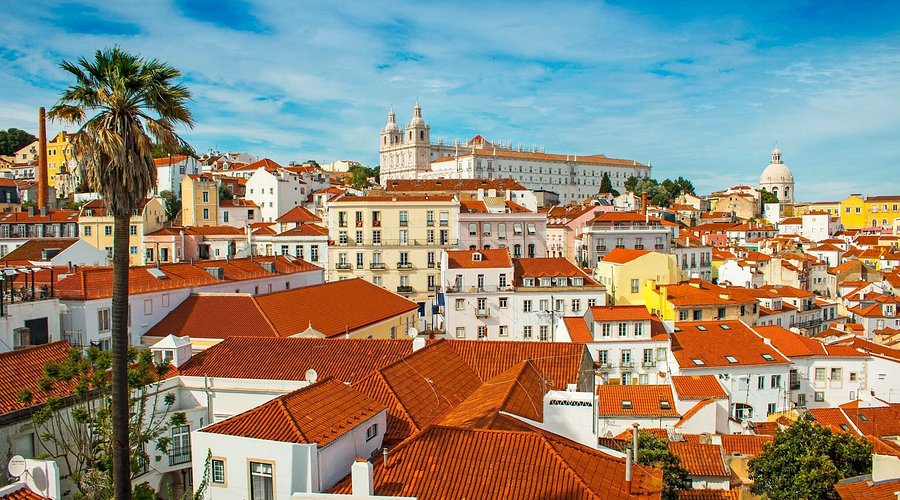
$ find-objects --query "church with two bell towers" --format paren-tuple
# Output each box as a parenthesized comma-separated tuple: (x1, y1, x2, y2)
(379, 102, 448, 180)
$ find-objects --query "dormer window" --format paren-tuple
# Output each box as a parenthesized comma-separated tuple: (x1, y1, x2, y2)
(571, 277, 583, 286)
(554, 277, 567, 287)
(523, 278, 534, 287)
(720, 324, 731, 330)
(659, 400, 671, 411)
(540, 278, 551, 287)
(472, 252, 482, 262)
(621, 400, 633, 410)
(696, 325, 707, 331)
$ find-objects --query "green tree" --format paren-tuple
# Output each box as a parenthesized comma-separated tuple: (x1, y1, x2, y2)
(627, 432, 691, 500)
(218, 183, 233, 201)
(159, 190, 180, 222)
(0, 127, 37, 156)
(20, 346, 185, 499)
(760, 188, 779, 205)
(624, 175, 640, 194)
(598, 172, 620, 197)
(673, 176, 695, 196)
(151, 142, 195, 159)
(49, 46, 193, 500)
(749, 414, 872, 500)
(348, 165, 372, 190)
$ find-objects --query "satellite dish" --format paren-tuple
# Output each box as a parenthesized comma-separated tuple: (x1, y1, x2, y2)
(7, 455, 26, 478)
(305, 369, 318, 384)
(408, 327, 419, 339)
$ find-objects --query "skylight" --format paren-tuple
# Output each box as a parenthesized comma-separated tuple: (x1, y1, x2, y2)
(621, 400, 633, 410)
(720, 324, 731, 330)
(696, 325, 707, 331)
(659, 400, 671, 410)
(858, 414, 869, 422)
(725, 356, 738, 363)
(761, 354, 775, 361)
(692, 358, 705, 366)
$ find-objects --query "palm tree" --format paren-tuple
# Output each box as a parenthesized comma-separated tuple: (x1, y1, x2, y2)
(50, 47, 193, 499)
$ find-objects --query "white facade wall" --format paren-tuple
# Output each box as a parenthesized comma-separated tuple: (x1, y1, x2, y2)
(441, 262, 515, 340)
(717, 260, 763, 289)
(789, 357, 868, 409)
(673, 399, 730, 435)
(0, 299, 65, 353)
(671, 365, 791, 422)
(588, 339, 669, 386)
(255, 236, 329, 273)
(597, 415, 681, 439)
(539, 390, 597, 449)
(156, 157, 201, 197)
(866, 356, 900, 403)
(46, 239, 108, 266)
(218, 205, 260, 228)
(246, 169, 308, 222)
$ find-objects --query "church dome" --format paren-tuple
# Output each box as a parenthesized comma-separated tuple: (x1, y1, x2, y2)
(407, 101, 426, 127)
(382, 107, 399, 133)
(760, 147, 793, 183)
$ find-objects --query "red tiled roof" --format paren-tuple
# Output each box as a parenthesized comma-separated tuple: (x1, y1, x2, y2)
(719, 435, 773, 457)
(677, 489, 739, 499)
(0, 487, 51, 499)
(0, 209, 79, 223)
(200, 378, 385, 446)
(835, 477, 900, 499)
(229, 158, 283, 172)
(446, 248, 513, 269)
(602, 248, 653, 264)
(671, 321, 790, 368)
(218, 199, 257, 207)
(590, 305, 652, 322)
(332, 195, 454, 203)
(153, 154, 191, 166)
(754, 325, 866, 358)
(564, 317, 593, 343)
(671, 375, 727, 400)
(589, 211, 678, 226)
(0, 342, 75, 414)
(275, 205, 321, 223)
(384, 178, 526, 192)
(597, 385, 679, 418)
(329, 424, 662, 499)
(445, 340, 588, 391)
(660, 281, 757, 307)
(668, 442, 728, 477)
(276, 224, 328, 237)
(440, 361, 548, 429)
(178, 337, 420, 382)
(145, 294, 277, 339)
(514, 257, 600, 286)
(0, 238, 78, 262)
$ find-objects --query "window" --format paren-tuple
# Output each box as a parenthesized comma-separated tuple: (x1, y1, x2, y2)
(498, 223, 507, 239)
(499, 274, 508, 288)
(513, 223, 523, 235)
(499, 325, 508, 337)
(618, 323, 627, 337)
(767, 403, 777, 415)
(631, 279, 639, 294)
(571, 299, 581, 312)
(814, 392, 825, 402)
(211, 458, 226, 484)
(761, 353, 775, 361)
(468, 223, 477, 237)
(426, 211, 434, 226)
(758, 376, 765, 390)
(84, 226, 91, 236)
(399, 211, 408, 227)
(456, 327, 466, 338)
(202, 191, 209, 203)
(830, 368, 842, 380)
(130, 225, 137, 235)
(498, 297, 508, 309)
(366, 423, 378, 441)
(598, 349, 609, 365)
(849, 372, 858, 382)
(523, 300, 533, 312)
(601, 323, 610, 337)
(130, 246, 138, 255)
(523, 326, 533, 339)
(539, 325, 549, 341)
(170, 425, 191, 465)
(372, 230, 381, 244)
(771, 374, 781, 389)
(634, 322, 643, 336)
(478, 326, 488, 339)
(693, 310, 702, 321)
(679, 310, 688, 321)
(104, 225, 112, 236)
(643, 349, 653, 364)
(250, 462, 274, 500)
(439, 211, 449, 226)
(98, 308, 111, 331)
(814, 367, 826, 381)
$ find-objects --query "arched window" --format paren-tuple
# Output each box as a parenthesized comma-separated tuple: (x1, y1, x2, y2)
(873, 219, 878, 227)
(383, 137, 386, 145)
(514, 244, 522, 258)
(883, 219, 888, 227)
(784, 187, 790, 198)
(772, 187, 778, 197)
(419, 130, 424, 140)
(527, 243, 535, 258)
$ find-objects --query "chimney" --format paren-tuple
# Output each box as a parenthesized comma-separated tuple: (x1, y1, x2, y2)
(351, 458, 374, 496)
(412, 336, 426, 352)
(625, 448, 633, 494)
(38, 107, 49, 209)
(382, 447, 390, 469)
(641, 192, 648, 217)
(632, 423, 639, 463)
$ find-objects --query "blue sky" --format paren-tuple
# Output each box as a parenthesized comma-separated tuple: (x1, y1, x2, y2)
(2, 1, 900, 200)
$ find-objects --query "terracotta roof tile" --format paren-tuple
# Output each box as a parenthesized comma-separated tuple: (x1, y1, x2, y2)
(564, 317, 593, 343)
(754, 325, 867, 358)
(835, 476, 900, 499)
(719, 435, 773, 457)
(145, 294, 276, 339)
(602, 248, 652, 264)
(660, 281, 757, 307)
(440, 361, 548, 429)
(384, 178, 526, 192)
(671, 321, 790, 368)
(200, 378, 385, 446)
(276, 224, 329, 237)
(0, 487, 51, 499)
(330, 424, 662, 499)
(590, 305, 653, 322)
(671, 375, 727, 400)
(332, 195, 454, 203)
(597, 385, 679, 418)
(0, 342, 75, 414)
(0, 238, 78, 262)
(153, 154, 191, 166)
(677, 490, 739, 499)
(0, 209, 79, 223)
(667, 442, 728, 477)
(445, 340, 588, 391)
(446, 248, 513, 269)
(514, 257, 600, 286)
(275, 205, 321, 223)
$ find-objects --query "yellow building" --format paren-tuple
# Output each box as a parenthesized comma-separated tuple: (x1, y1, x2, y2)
(839, 194, 900, 230)
(327, 195, 460, 310)
(45, 131, 72, 187)
(181, 174, 218, 227)
(79, 197, 165, 265)
(642, 278, 759, 323)
(595, 248, 679, 305)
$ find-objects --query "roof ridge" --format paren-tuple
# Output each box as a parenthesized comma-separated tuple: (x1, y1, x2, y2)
(251, 295, 284, 336)
(277, 395, 310, 443)
(371, 369, 423, 433)
(536, 433, 605, 500)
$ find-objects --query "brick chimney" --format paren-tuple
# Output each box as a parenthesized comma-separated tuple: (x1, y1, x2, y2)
(641, 192, 647, 216)
(37, 107, 49, 209)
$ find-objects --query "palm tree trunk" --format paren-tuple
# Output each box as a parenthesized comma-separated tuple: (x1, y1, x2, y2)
(111, 213, 132, 499)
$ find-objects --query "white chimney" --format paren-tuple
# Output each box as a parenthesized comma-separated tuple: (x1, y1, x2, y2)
(352, 458, 374, 496)
(625, 448, 633, 494)
(412, 337, 426, 352)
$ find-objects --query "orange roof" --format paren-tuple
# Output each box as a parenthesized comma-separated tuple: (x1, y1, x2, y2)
(835, 477, 900, 500)
(597, 385, 678, 417)
(667, 442, 728, 477)
(329, 424, 662, 499)
(0, 238, 78, 262)
(590, 305, 652, 322)
(0, 209, 79, 224)
(660, 280, 757, 307)
(514, 257, 600, 286)
(148, 279, 416, 339)
(218, 199, 257, 207)
(445, 340, 588, 391)
(440, 361, 546, 429)
(0, 342, 75, 414)
(276, 224, 329, 237)
(55, 256, 319, 300)
(671, 321, 790, 368)
(200, 378, 385, 446)
(384, 178, 526, 192)
(563, 317, 593, 343)
(671, 375, 727, 400)
(589, 211, 678, 226)
(446, 248, 513, 269)
(459, 199, 488, 213)
(229, 157, 283, 172)
(332, 195, 454, 203)
(275, 205, 321, 223)
(754, 326, 866, 358)
(602, 248, 652, 264)
(0, 488, 51, 500)
(677, 490, 739, 499)
(153, 154, 191, 166)
(719, 435, 773, 457)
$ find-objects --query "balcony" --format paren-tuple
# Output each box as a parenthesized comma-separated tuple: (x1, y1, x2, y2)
(475, 308, 490, 317)
(335, 263, 352, 271)
(596, 245, 607, 252)
(427, 262, 437, 269)
(169, 449, 191, 467)
(373, 220, 382, 227)
(427, 220, 434, 226)
(397, 262, 413, 270)
(396, 285, 413, 293)
(655, 244, 665, 250)
(642, 361, 656, 368)
(634, 245, 644, 250)
(620, 361, 634, 369)
(370, 263, 387, 270)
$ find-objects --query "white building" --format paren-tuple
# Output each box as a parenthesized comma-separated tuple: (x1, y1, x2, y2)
(154, 155, 201, 197)
(440, 249, 606, 341)
(759, 147, 795, 204)
(246, 168, 307, 222)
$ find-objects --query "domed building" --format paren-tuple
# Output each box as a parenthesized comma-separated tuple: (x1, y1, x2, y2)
(759, 147, 794, 203)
